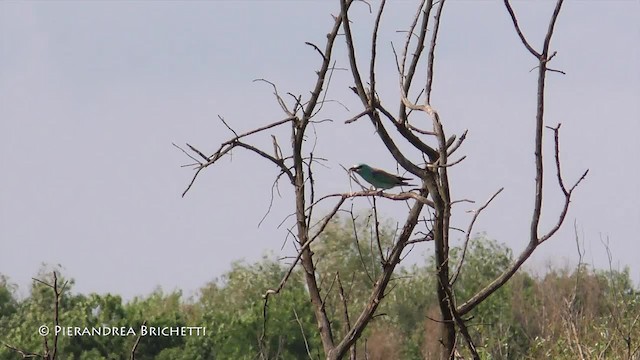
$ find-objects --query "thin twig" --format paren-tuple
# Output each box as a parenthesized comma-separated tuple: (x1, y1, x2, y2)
(218, 115, 239, 138)
(450, 187, 504, 285)
(372, 197, 386, 264)
(369, 0, 387, 108)
(253, 79, 293, 116)
(349, 207, 375, 284)
(344, 108, 373, 124)
(425, 0, 446, 104)
(293, 309, 314, 360)
(446, 129, 468, 156)
(504, 0, 541, 58)
(130, 320, 147, 360)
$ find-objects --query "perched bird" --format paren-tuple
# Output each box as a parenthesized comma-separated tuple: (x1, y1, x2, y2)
(349, 163, 415, 190)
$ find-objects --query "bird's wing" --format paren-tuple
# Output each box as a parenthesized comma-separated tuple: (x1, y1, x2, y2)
(370, 167, 410, 183)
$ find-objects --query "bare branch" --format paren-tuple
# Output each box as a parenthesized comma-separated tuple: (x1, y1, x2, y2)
(442, 282, 480, 359)
(542, 1, 564, 56)
(450, 198, 474, 206)
(253, 79, 293, 116)
(179, 116, 295, 197)
(425, 0, 446, 104)
(375, 102, 440, 160)
(218, 115, 239, 138)
(400, 0, 432, 122)
(302, 3, 349, 121)
(503, 0, 541, 58)
(450, 187, 504, 285)
(349, 207, 375, 284)
(547, 123, 568, 193)
(181, 167, 205, 198)
(4, 344, 42, 359)
(369, 0, 386, 107)
(293, 309, 314, 360)
(311, 60, 342, 118)
(406, 229, 434, 245)
(340, 0, 367, 101)
(224, 116, 297, 145)
(263, 229, 323, 308)
(172, 143, 201, 165)
(234, 141, 293, 177)
(312, 189, 434, 210)
(320, 273, 339, 312)
(427, 155, 466, 169)
(306, 152, 317, 230)
(457, 0, 581, 317)
(336, 273, 357, 360)
(288, 93, 304, 115)
(408, 123, 436, 135)
(371, 197, 386, 264)
(538, 124, 589, 243)
(130, 320, 147, 360)
(330, 199, 426, 359)
(447, 129, 468, 156)
(52, 272, 61, 360)
(186, 143, 208, 161)
(343, 1, 438, 170)
(258, 172, 287, 228)
(272, 135, 283, 160)
(547, 67, 566, 75)
(304, 41, 327, 62)
(344, 108, 373, 124)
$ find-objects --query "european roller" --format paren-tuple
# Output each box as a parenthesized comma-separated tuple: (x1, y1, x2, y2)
(349, 164, 415, 190)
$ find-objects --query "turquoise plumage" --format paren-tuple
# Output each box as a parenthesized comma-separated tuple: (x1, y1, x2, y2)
(349, 163, 415, 190)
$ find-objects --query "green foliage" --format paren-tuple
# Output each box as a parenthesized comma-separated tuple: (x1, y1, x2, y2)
(447, 236, 532, 359)
(313, 215, 394, 330)
(383, 264, 436, 359)
(194, 257, 320, 359)
(0, 275, 18, 331)
(1, 227, 639, 359)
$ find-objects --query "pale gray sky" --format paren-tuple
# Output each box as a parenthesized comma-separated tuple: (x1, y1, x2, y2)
(1, 1, 638, 300)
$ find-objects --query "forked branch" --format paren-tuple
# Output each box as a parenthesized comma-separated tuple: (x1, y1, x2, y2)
(457, 0, 587, 316)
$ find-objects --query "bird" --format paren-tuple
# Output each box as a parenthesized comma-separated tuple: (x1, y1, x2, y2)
(349, 163, 415, 190)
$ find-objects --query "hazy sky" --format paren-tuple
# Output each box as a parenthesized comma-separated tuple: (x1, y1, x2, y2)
(1, 1, 638, 300)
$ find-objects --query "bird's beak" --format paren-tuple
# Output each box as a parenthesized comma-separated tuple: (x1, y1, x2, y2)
(348, 166, 357, 172)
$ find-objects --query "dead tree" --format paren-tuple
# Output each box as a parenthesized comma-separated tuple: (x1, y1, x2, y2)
(179, 0, 587, 359)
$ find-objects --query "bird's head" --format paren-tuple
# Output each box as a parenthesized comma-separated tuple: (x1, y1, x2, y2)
(349, 163, 368, 173)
